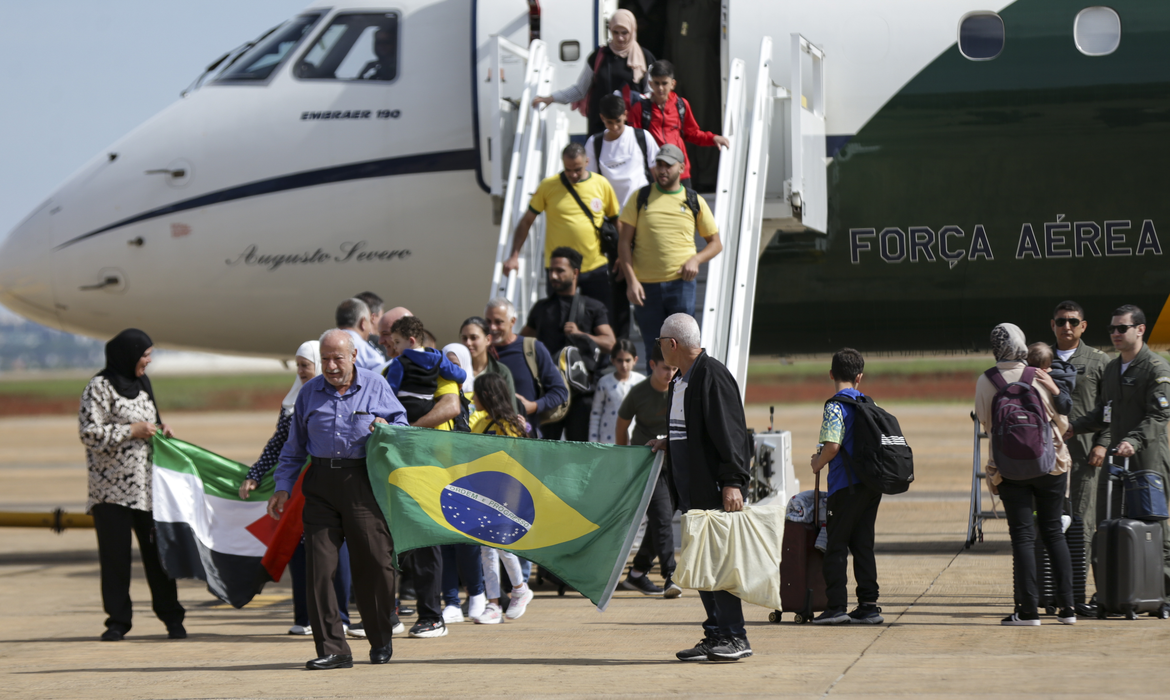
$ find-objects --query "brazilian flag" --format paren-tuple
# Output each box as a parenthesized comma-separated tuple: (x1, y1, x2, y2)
(366, 424, 661, 611)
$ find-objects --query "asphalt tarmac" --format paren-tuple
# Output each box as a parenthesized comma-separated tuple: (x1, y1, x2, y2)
(2, 405, 1169, 699)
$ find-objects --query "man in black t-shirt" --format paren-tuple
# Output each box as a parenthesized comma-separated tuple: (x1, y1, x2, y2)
(521, 247, 616, 440)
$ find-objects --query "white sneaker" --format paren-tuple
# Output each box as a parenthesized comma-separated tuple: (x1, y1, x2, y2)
(345, 623, 365, 638)
(505, 586, 534, 620)
(442, 604, 465, 624)
(467, 592, 487, 620)
(392, 621, 405, 635)
(472, 602, 503, 624)
(288, 624, 311, 635)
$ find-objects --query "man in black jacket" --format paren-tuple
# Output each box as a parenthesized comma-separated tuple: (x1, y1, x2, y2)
(649, 313, 753, 662)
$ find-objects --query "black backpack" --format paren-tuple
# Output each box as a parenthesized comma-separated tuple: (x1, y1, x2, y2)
(593, 127, 652, 183)
(829, 394, 914, 495)
(632, 184, 701, 252)
(641, 94, 687, 137)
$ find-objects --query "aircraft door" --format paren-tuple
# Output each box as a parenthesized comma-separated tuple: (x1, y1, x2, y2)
(475, 1, 603, 196)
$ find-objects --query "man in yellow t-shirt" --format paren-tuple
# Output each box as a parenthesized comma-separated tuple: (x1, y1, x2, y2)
(616, 144, 722, 361)
(503, 142, 620, 312)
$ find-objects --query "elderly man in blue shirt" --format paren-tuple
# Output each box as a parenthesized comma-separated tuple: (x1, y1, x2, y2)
(269, 328, 408, 670)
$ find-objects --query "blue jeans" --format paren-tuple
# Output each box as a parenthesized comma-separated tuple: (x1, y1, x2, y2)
(441, 544, 485, 606)
(634, 279, 697, 362)
(291, 539, 351, 627)
(699, 590, 746, 639)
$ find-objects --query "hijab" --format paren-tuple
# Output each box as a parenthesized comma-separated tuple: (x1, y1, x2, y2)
(282, 340, 321, 413)
(990, 323, 1028, 362)
(607, 9, 647, 84)
(442, 342, 475, 393)
(98, 328, 159, 419)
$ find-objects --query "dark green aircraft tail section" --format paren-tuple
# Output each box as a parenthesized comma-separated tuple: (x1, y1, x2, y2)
(753, 0, 1170, 355)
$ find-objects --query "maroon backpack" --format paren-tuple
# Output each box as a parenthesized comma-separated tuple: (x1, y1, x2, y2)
(985, 367, 1057, 480)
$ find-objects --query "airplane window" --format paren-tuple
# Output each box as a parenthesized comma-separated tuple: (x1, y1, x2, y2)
(958, 12, 1005, 61)
(295, 13, 399, 82)
(1075, 7, 1121, 56)
(216, 14, 322, 83)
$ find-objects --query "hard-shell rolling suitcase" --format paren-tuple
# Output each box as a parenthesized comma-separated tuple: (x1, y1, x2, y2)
(773, 473, 828, 624)
(1094, 455, 1167, 619)
(1035, 514, 1086, 614)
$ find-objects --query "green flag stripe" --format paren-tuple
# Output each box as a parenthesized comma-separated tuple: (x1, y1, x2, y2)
(152, 435, 274, 502)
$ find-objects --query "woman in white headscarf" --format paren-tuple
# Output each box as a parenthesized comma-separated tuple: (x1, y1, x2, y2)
(532, 9, 655, 136)
(238, 340, 320, 499)
(974, 323, 1073, 627)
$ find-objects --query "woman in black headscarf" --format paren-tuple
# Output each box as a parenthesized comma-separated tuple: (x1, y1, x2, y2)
(79, 329, 185, 641)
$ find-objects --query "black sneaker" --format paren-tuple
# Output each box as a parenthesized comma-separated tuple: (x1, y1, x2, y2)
(812, 607, 850, 625)
(398, 605, 416, 617)
(620, 573, 664, 596)
(1001, 612, 1040, 626)
(1056, 608, 1076, 625)
(408, 619, 448, 638)
(663, 578, 683, 599)
(675, 636, 718, 662)
(847, 604, 884, 625)
(706, 636, 753, 662)
(166, 624, 187, 639)
(100, 628, 125, 642)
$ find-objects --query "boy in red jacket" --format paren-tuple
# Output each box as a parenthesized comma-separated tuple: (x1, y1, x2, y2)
(626, 60, 728, 188)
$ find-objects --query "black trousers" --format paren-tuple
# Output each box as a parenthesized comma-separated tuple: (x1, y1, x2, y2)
(699, 590, 745, 639)
(401, 545, 443, 623)
(824, 484, 882, 609)
(303, 463, 398, 656)
(91, 503, 184, 633)
(609, 266, 631, 340)
(542, 393, 592, 442)
(632, 472, 676, 578)
(999, 472, 1073, 615)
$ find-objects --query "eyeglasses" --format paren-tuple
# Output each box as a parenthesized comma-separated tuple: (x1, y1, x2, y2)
(655, 337, 675, 347)
(1108, 324, 1138, 334)
(1053, 318, 1082, 328)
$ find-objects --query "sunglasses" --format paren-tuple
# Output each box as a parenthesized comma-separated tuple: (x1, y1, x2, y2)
(1053, 318, 1082, 328)
(1108, 324, 1138, 334)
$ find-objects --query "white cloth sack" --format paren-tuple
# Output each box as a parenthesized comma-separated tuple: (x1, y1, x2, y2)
(674, 505, 785, 610)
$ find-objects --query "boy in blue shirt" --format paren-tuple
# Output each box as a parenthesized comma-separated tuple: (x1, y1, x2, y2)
(809, 348, 884, 625)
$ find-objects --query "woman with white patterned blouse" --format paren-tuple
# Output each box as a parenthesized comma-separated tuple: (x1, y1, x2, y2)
(79, 329, 185, 642)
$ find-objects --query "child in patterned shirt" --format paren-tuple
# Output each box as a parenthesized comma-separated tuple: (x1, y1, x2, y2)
(589, 339, 645, 443)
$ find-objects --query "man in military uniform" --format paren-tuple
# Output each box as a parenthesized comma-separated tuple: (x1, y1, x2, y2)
(1049, 300, 1109, 613)
(1070, 304, 1170, 604)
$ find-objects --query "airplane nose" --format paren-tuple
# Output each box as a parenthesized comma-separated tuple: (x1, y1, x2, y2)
(0, 202, 59, 325)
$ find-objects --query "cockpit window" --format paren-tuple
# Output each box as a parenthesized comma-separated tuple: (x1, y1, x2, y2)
(295, 13, 399, 82)
(216, 13, 322, 83)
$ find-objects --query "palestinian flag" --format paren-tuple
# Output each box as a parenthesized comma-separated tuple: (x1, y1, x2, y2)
(151, 435, 282, 608)
(367, 424, 661, 611)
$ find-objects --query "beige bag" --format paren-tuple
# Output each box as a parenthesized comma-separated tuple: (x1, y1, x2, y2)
(674, 505, 785, 610)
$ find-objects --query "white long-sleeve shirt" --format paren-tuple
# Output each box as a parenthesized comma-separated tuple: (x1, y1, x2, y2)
(589, 371, 645, 443)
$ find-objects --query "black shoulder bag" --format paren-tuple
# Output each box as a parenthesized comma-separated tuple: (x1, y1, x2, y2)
(561, 172, 620, 264)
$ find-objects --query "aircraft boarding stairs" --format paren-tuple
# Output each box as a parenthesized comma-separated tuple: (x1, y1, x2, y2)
(486, 35, 830, 509)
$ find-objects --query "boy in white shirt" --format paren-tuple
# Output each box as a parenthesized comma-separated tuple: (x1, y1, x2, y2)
(585, 94, 660, 207)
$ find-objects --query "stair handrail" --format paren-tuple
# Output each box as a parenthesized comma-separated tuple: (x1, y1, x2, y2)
(700, 57, 749, 366)
(723, 36, 775, 396)
(490, 39, 548, 302)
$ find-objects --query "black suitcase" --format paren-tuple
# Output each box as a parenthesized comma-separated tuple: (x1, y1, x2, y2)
(1035, 514, 1086, 614)
(1094, 455, 1167, 619)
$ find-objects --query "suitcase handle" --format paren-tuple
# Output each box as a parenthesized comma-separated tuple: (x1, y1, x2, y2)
(813, 472, 820, 525)
(1104, 448, 1130, 520)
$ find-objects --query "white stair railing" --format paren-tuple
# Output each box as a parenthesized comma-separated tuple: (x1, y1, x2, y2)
(700, 57, 748, 367)
(490, 40, 556, 328)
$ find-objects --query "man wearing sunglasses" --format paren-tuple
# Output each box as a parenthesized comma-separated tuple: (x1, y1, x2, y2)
(1070, 304, 1170, 608)
(1049, 301, 1109, 614)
